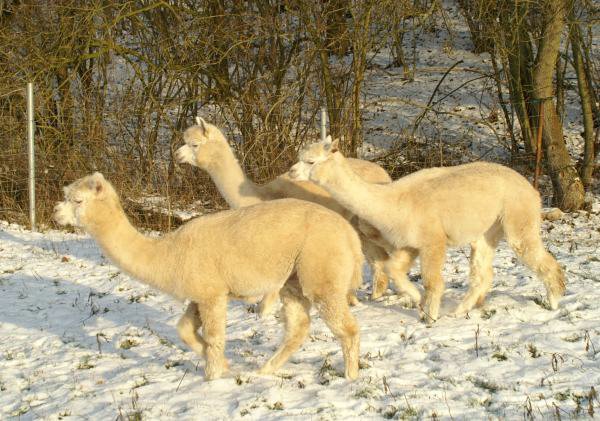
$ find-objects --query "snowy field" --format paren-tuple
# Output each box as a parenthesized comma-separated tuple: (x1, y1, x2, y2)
(1, 201, 599, 420)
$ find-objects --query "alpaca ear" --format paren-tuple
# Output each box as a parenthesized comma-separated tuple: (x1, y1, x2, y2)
(323, 135, 333, 151)
(95, 182, 103, 194)
(88, 173, 105, 195)
(323, 135, 339, 153)
(196, 116, 208, 135)
(330, 138, 339, 153)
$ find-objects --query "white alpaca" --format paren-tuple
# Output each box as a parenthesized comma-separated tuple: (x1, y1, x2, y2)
(54, 173, 363, 380)
(175, 117, 395, 306)
(290, 137, 566, 323)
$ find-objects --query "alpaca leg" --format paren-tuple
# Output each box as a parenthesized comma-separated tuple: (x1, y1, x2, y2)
(177, 302, 207, 356)
(384, 247, 421, 305)
(314, 295, 360, 380)
(197, 295, 228, 380)
(453, 236, 496, 316)
(503, 210, 566, 309)
(419, 245, 446, 324)
(347, 292, 360, 306)
(257, 291, 280, 317)
(258, 280, 311, 375)
(474, 226, 503, 307)
(363, 240, 390, 300)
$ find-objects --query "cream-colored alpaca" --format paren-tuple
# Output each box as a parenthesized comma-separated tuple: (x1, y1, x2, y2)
(53, 173, 363, 380)
(175, 117, 394, 308)
(290, 137, 566, 323)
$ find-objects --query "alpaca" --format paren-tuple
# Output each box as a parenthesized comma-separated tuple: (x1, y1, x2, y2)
(53, 173, 363, 380)
(289, 136, 566, 323)
(175, 117, 395, 306)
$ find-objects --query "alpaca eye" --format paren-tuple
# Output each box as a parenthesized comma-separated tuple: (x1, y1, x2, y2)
(307, 160, 315, 165)
(191, 144, 199, 148)
(74, 199, 83, 204)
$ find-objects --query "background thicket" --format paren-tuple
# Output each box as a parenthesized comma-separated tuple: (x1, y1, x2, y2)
(0, 0, 598, 229)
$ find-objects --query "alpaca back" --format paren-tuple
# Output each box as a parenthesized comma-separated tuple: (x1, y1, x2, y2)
(395, 162, 541, 246)
(344, 158, 391, 184)
(173, 199, 361, 299)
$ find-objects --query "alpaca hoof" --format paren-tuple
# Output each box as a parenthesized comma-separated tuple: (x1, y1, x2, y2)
(419, 307, 437, 325)
(345, 367, 359, 381)
(205, 370, 223, 381)
(347, 294, 360, 307)
(370, 290, 384, 301)
(205, 360, 229, 380)
(451, 304, 469, 318)
(547, 294, 559, 310)
(447, 310, 470, 319)
(257, 302, 275, 318)
(409, 296, 422, 308)
(257, 365, 274, 376)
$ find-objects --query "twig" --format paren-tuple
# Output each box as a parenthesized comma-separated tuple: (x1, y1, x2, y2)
(0, 88, 25, 98)
(410, 59, 464, 137)
(443, 388, 455, 420)
(523, 396, 533, 420)
(176, 368, 188, 392)
(475, 324, 480, 357)
(430, 75, 488, 108)
(382, 375, 396, 397)
(584, 330, 596, 354)
(534, 99, 545, 190)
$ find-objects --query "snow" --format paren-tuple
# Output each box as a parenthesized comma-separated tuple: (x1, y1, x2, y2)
(1, 202, 599, 419)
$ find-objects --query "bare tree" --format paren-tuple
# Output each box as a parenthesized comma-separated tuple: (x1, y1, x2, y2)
(569, 2, 597, 188)
(533, 0, 584, 210)
(458, 0, 587, 210)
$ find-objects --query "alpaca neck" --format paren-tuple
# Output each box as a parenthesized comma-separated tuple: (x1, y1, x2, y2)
(206, 141, 264, 209)
(318, 154, 392, 226)
(87, 201, 177, 296)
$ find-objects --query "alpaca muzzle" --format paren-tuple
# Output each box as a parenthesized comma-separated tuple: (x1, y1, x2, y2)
(289, 161, 310, 181)
(176, 145, 196, 165)
(53, 202, 75, 226)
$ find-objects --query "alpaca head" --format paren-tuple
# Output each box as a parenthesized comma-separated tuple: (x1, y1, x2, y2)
(176, 117, 229, 170)
(289, 135, 339, 182)
(53, 172, 118, 228)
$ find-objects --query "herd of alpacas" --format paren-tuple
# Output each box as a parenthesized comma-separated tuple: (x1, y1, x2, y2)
(53, 117, 566, 381)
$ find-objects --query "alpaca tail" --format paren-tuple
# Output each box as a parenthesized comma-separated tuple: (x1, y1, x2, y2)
(503, 201, 566, 309)
(513, 242, 566, 309)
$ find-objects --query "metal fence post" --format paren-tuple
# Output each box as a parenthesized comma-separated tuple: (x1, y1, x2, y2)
(321, 106, 327, 142)
(27, 82, 36, 232)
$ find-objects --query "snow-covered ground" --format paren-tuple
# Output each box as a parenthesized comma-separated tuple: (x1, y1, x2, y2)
(1, 201, 599, 420)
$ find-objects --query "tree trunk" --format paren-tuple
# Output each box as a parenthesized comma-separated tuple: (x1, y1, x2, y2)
(533, 0, 584, 211)
(570, 19, 596, 188)
(347, 3, 374, 157)
(490, 53, 518, 159)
